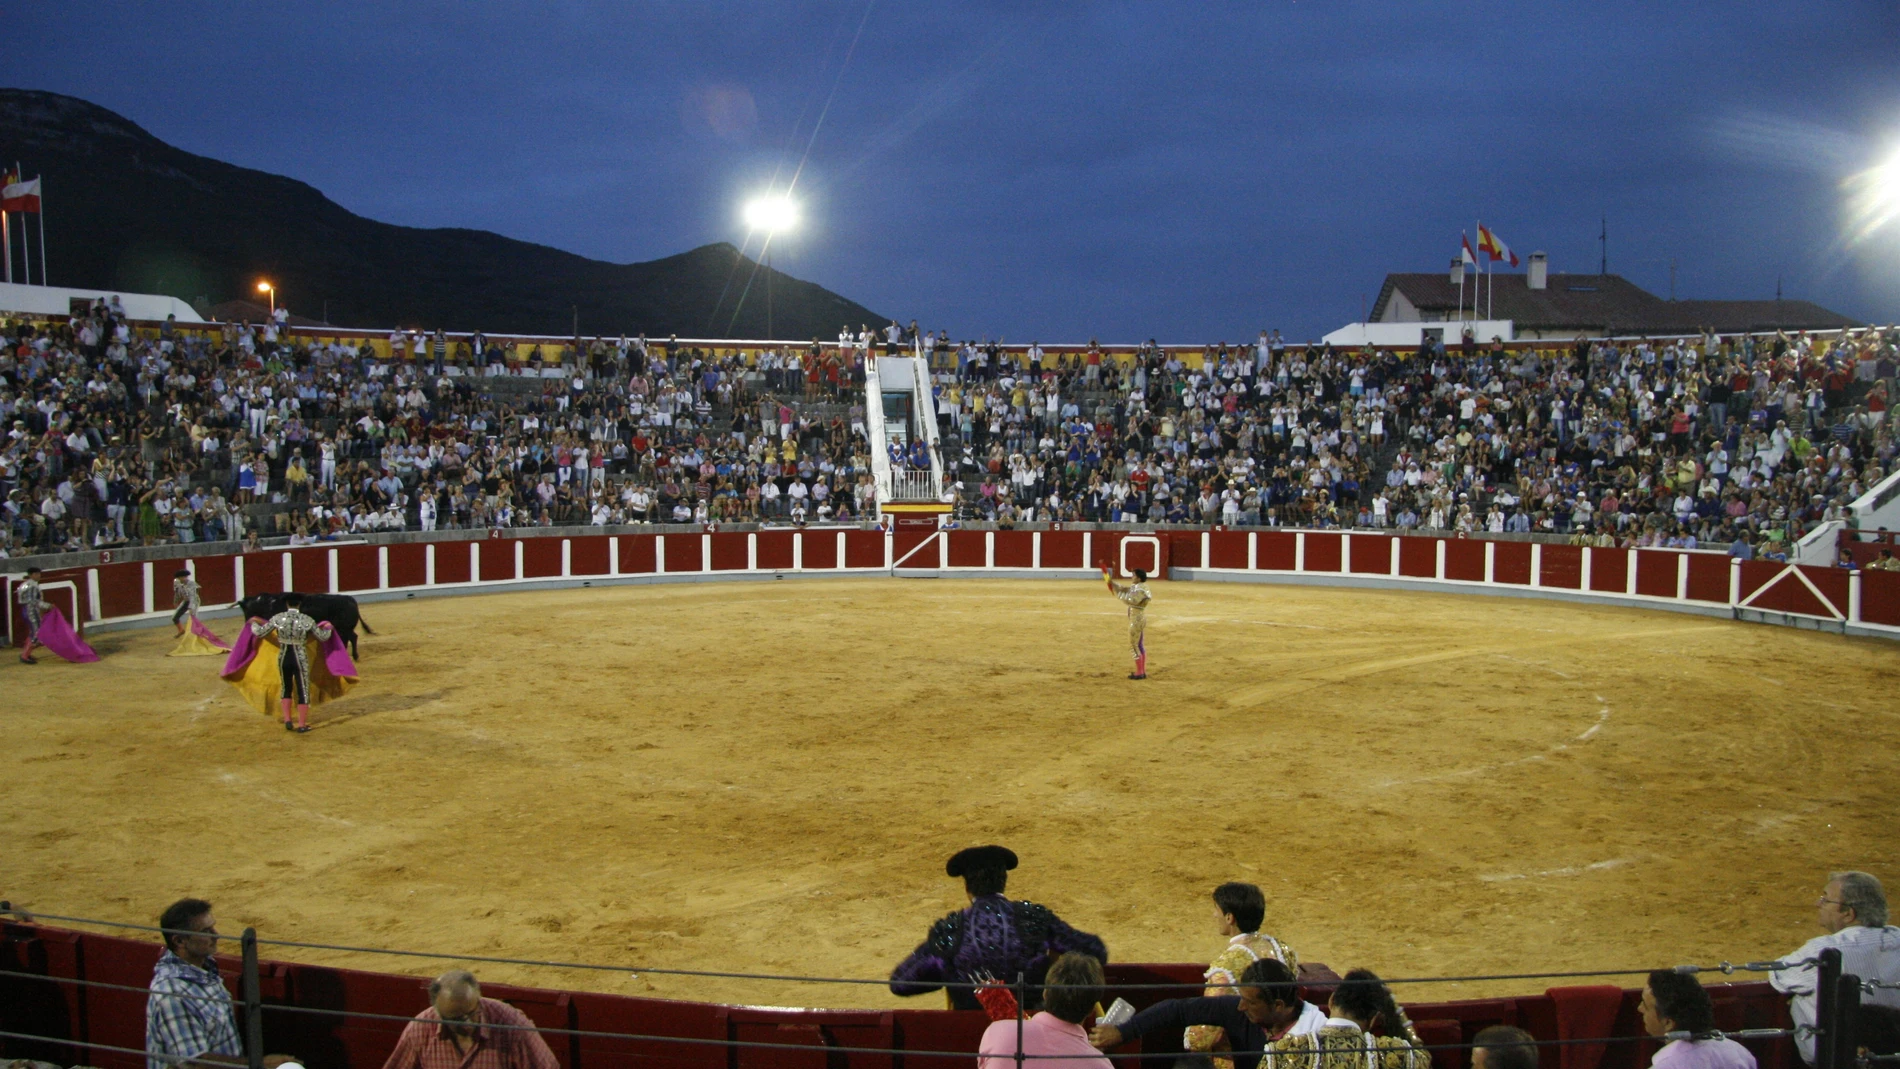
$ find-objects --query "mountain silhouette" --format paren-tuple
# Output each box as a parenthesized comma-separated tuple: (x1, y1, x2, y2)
(0, 88, 885, 339)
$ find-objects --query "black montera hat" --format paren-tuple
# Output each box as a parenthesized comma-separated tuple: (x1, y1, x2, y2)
(946, 845, 1018, 878)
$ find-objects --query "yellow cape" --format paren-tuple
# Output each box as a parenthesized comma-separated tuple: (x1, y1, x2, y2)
(168, 630, 229, 657)
(224, 635, 356, 715)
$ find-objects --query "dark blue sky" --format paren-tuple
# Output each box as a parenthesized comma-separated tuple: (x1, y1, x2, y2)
(14, 1, 1900, 341)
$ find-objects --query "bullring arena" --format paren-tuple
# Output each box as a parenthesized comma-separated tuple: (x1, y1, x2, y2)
(7, 531, 1898, 1020)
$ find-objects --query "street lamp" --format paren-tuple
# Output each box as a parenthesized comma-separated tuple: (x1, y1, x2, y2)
(743, 195, 798, 339)
(256, 280, 275, 316)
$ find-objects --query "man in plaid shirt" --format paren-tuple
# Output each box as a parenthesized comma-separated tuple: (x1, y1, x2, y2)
(381, 970, 559, 1069)
(145, 898, 297, 1069)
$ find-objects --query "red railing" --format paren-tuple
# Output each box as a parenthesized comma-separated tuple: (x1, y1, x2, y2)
(0, 922, 1797, 1069)
(8, 527, 1900, 645)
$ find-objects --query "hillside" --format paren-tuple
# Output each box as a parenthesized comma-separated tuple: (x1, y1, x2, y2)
(0, 88, 884, 338)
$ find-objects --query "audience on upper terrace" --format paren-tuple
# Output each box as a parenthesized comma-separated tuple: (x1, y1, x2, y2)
(0, 306, 877, 556)
(931, 329, 1898, 561)
(3, 300, 1896, 564)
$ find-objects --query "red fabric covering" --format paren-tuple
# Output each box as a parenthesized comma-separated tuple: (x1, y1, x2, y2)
(1547, 985, 1627, 1069)
(974, 982, 1021, 1023)
(32, 606, 98, 662)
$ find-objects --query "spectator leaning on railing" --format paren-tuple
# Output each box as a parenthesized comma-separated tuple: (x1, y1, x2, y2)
(1089, 958, 1326, 1069)
(145, 897, 299, 1069)
(1769, 870, 1900, 1065)
(380, 969, 559, 1069)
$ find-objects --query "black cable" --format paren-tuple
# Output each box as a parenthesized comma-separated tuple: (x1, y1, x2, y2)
(6, 912, 1805, 991)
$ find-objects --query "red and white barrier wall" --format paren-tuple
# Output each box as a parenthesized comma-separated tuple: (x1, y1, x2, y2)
(8, 526, 1899, 645)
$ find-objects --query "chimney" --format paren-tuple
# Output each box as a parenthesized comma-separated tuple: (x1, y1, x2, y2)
(1449, 259, 1464, 286)
(1527, 252, 1548, 290)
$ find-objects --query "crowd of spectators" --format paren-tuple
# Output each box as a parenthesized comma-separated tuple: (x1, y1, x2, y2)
(0, 303, 885, 558)
(930, 329, 1900, 562)
(2, 299, 1897, 565)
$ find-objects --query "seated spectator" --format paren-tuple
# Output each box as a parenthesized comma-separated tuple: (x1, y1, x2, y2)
(1091, 958, 1325, 1069)
(146, 897, 298, 1069)
(977, 952, 1113, 1069)
(1187, 882, 1300, 1067)
(1639, 970, 1755, 1069)
(1770, 871, 1900, 1064)
(1471, 1026, 1538, 1069)
(380, 969, 558, 1069)
(1318, 969, 1426, 1069)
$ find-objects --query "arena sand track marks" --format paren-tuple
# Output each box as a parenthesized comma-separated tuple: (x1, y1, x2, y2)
(3, 579, 1896, 1009)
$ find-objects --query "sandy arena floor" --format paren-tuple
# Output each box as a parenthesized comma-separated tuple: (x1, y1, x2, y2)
(5, 578, 1897, 1009)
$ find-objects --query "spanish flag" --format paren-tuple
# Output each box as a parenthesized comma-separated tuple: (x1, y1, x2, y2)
(1477, 224, 1518, 268)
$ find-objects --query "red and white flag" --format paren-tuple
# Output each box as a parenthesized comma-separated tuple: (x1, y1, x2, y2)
(2, 175, 42, 213)
(1477, 223, 1518, 267)
(1460, 232, 1477, 265)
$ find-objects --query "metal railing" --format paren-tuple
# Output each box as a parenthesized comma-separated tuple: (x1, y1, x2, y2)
(0, 907, 1874, 1069)
(885, 468, 941, 502)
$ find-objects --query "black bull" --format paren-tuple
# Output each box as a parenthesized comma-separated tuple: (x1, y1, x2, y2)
(232, 593, 375, 657)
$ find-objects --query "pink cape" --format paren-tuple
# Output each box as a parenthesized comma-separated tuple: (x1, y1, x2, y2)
(190, 617, 233, 651)
(33, 606, 99, 663)
(221, 624, 358, 681)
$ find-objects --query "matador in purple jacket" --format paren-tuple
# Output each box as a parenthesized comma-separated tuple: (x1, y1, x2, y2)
(889, 845, 1108, 1012)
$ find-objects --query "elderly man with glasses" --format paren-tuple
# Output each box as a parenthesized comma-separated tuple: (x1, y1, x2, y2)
(381, 970, 559, 1069)
(1770, 871, 1900, 1064)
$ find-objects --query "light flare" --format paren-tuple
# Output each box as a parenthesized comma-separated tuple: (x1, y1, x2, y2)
(1842, 143, 1900, 246)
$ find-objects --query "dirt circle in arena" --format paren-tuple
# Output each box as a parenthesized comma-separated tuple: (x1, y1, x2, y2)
(6, 578, 1897, 1007)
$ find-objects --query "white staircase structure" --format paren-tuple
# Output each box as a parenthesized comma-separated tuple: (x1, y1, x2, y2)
(865, 354, 951, 517)
(1792, 467, 1900, 565)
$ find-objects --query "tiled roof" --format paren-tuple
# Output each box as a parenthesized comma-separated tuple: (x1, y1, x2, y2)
(1373, 272, 1860, 334)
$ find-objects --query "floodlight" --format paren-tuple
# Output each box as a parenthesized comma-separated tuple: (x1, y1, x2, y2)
(1844, 143, 1900, 244)
(743, 195, 799, 235)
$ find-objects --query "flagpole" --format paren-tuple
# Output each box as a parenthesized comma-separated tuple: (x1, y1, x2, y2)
(37, 176, 46, 286)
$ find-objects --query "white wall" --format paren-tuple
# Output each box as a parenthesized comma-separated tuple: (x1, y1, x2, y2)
(1851, 468, 1900, 534)
(1322, 319, 1515, 347)
(0, 282, 204, 323)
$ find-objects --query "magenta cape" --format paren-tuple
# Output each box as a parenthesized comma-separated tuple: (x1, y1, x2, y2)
(33, 606, 99, 663)
(190, 617, 233, 650)
(220, 622, 359, 715)
(220, 624, 358, 681)
(168, 617, 233, 657)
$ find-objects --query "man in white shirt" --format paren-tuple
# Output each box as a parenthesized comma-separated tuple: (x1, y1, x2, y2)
(1770, 871, 1900, 1064)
